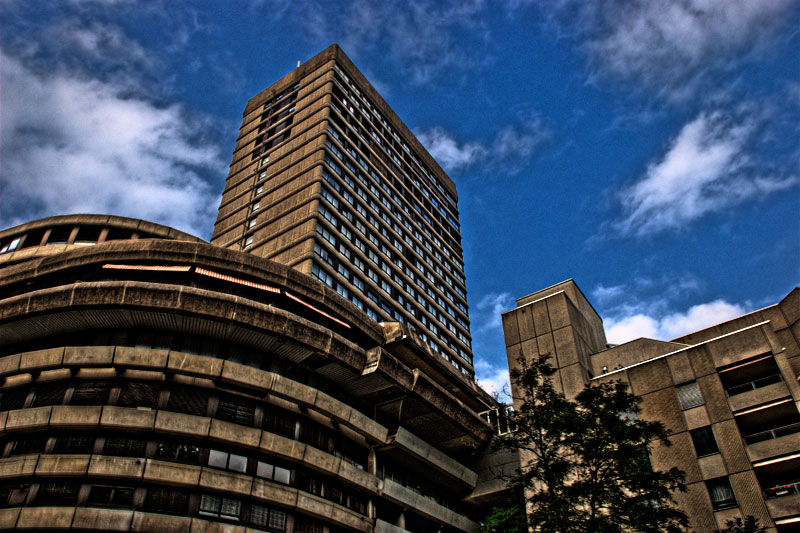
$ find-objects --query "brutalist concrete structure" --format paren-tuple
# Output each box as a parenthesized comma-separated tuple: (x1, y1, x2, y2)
(502, 280, 800, 532)
(0, 214, 498, 531)
(211, 44, 475, 384)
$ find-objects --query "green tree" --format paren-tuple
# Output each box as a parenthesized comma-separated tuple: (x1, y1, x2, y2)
(714, 516, 767, 533)
(483, 353, 687, 533)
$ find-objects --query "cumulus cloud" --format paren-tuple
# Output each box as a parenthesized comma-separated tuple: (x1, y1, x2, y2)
(614, 110, 797, 236)
(475, 359, 511, 403)
(556, 0, 796, 102)
(605, 299, 746, 345)
(0, 51, 225, 237)
(415, 127, 487, 173)
(416, 115, 548, 175)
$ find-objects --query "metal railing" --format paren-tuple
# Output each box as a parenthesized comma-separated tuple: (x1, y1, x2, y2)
(726, 374, 783, 396)
(743, 421, 800, 444)
(764, 481, 800, 499)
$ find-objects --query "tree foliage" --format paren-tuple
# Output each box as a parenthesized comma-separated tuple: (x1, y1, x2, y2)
(483, 353, 688, 533)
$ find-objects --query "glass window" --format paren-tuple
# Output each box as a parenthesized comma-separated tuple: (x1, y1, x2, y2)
(200, 493, 241, 520)
(690, 426, 719, 457)
(706, 477, 737, 510)
(676, 381, 704, 409)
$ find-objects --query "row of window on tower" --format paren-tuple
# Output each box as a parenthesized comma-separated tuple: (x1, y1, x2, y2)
(331, 65, 458, 220)
(313, 191, 472, 367)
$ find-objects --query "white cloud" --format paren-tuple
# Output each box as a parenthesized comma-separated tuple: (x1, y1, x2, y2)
(473, 292, 514, 333)
(415, 127, 487, 173)
(605, 299, 746, 344)
(475, 359, 511, 403)
(615, 110, 797, 236)
(416, 115, 548, 175)
(559, 0, 796, 102)
(0, 51, 225, 237)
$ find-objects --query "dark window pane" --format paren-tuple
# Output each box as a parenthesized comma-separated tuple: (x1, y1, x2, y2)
(690, 426, 719, 457)
(0, 387, 29, 411)
(11, 437, 47, 455)
(263, 404, 296, 439)
(87, 485, 135, 507)
(707, 478, 737, 510)
(144, 488, 188, 514)
(216, 395, 254, 426)
(167, 385, 207, 416)
(36, 482, 79, 505)
(118, 382, 160, 409)
(104, 437, 147, 458)
(31, 382, 68, 407)
(54, 435, 94, 453)
(71, 381, 111, 405)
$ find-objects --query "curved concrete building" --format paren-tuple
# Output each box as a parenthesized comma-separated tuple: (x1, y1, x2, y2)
(0, 215, 498, 532)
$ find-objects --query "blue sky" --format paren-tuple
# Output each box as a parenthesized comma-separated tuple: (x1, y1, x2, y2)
(1, 0, 798, 397)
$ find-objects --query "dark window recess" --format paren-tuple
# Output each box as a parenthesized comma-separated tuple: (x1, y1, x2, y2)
(250, 503, 287, 531)
(74, 226, 103, 244)
(262, 404, 296, 439)
(46, 226, 72, 245)
(707, 477, 737, 510)
(300, 422, 332, 453)
(690, 426, 719, 457)
(30, 382, 68, 407)
(167, 385, 208, 416)
(0, 387, 29, 411)
(11, 437, 48, 455)
(720, 355, 783, 396)
(104, 437, 147, 458)
(143, 488, 189, 514)
(156, 442, 200, 464)
(216, 394, 255, 426)
(87, 485, 135, 507)
(53, 435, 94, 453)
(71, 381, 111, 405)
(293, 516, 325, 533)
(118, 382, 160, 409)
(35, 482, 80, 505)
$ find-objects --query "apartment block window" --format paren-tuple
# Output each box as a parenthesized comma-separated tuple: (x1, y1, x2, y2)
(144, 488, 189, 514)
(118, 382, 160, 409)
(257, 461, 292, 484)
(706, 477, 737, 510)
(0, 387, 29, 411)
(245, 236, 254, 247)
(200, 493, 241, 520)
(167, 385, 207, 416)
(54, 435, 94, 453)
(104, 437, 147, 458)
(250, 504, 286, 531)
(676, 381, 704, 409)
(30, 382, 68, 407)
(156, 442, 200, 464)
(208, 449, 247, 473)
(35, 482, 79, 505)
(690, 426, 719, 457)
(216, 395, 255, 426)
(87, 485, 135, 507)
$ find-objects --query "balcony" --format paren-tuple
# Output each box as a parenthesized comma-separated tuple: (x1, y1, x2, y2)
(736, 399, 800, 462)
(755, 453, 800, 521)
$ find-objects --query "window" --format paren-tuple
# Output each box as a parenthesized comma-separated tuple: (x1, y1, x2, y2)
(676, 381, 704, 409)
(31, 382, 68, 407)
(118, 382, 160, 409)
(156, 442, 200, 464)
(11, 437, 47, 455)
(35, 482, 79, 505)
(71, 381, 112, 405)
(87, 485, 135, 507)
(200, 493, 241, 520)
(706, 477, 737, 510)
(208, 449, 247, 473)
(104, 437, 147, 458)
(245, 236, 254, 247)
(0, 387, 29, 411)
(167, 385, 207, 416)
(257, 461, 292, 484)
(54, 435, 94, 453)
(250, 504, 286, 531)
(690, 426, 719, 457)
(216, 395, 255, 426)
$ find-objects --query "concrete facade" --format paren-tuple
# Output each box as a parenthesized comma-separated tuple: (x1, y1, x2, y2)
(503, 279, 800, 532)
(0, 215, 498, 532)
(211, 44, 474, 383)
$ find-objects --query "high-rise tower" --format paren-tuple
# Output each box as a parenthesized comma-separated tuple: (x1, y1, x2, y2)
(212, 44, 474, 382)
